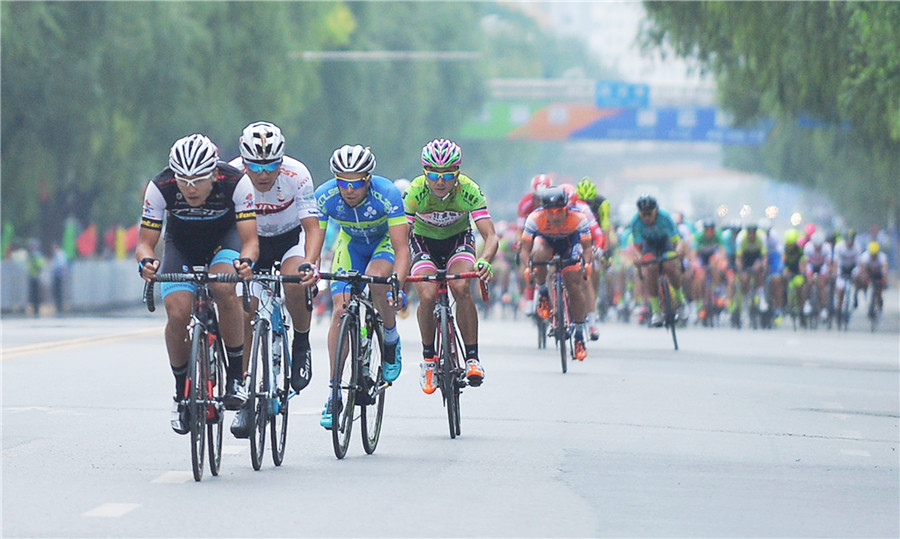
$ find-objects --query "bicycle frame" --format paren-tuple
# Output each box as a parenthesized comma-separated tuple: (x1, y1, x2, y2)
(407, 270, 488, 438)
(636, 255, 679, 350)
(530, 255, 585, 373)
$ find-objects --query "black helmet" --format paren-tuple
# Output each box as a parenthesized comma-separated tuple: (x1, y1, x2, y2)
(541, 186, 568, 209)
(702, 218, 716, 229)
(636, 194, 657, 212)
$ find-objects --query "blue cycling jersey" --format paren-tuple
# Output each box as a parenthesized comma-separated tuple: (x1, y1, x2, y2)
(315, 175, 406, 245)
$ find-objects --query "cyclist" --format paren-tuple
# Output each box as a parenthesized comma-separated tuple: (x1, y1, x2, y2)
(136, 134, 258, 435)
(690, 219, 725, 322)
(735, 222, 768, 314)
(404, 138, 498, 394)
(832, 228, 862, 317)
(855, 240, 888, 313)
(781, 228, 806, 316)
(802, 231, 833, 318)
(563, 182, 604, 340)
(760, 219, 784, 318)
(515, 174, 553, 316)
(227, 122, 324, 438)
(313, 144, 410, 429)
(520, 186, 594, 360)
(629, 194, 687, 327)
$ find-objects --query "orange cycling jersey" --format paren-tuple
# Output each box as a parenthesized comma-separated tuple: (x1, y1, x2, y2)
(522, 208, 591, 244)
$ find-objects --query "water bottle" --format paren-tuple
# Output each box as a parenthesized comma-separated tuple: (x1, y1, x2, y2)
(360, 323, 371, 374)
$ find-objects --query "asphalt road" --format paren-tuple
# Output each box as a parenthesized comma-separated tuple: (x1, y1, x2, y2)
(2, 289, 898, 538)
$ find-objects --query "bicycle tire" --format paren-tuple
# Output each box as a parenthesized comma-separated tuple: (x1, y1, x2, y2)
(660, 276, 678, 351)
(188, 327, 207, 482)
(207, 332, 225, 476)
(437, 306, 461, 438)
(249, 319, 269, 471)
(555, 277, 568, 374)
(361, 316, 386, 454)
(536, 316, 547, 349)
(331, 314, 358, 459)
(270, 330, 289, 466)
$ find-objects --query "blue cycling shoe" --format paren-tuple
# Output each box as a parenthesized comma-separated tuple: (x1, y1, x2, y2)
(319, 397, 342, 430)
(382, 341, 402, 382)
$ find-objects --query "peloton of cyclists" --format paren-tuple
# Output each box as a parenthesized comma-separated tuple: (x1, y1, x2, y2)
(403, 138, 498, 394)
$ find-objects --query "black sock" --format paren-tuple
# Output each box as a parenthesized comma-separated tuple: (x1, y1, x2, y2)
(294, 329, 310, 349)
(465, 344, 478, 360)
(423, 344, 435, 359)
(225, 345, 243, 380)
(172, 364, 187, 399)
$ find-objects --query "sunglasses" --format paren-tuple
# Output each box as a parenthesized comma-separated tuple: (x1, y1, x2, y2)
(424, 170, 459, 182)
(336, 175, 370, 190)
(175, 172, 214, 187)
(245, 160, 282, 174)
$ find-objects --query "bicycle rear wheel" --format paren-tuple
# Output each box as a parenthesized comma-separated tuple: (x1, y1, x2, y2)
(249, 320, 269, 471)
(188, 328, 207, 482)
(207, 333, 225, 476)
(331, 314, 358, 459)
(270, 331, 290, 466)
(360, 318, 385, 454)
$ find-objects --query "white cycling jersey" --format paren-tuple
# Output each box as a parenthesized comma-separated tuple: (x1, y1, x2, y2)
(833, 240, 862, 269)
(228, 155, 318, 237)
(803, 241, 832, 271)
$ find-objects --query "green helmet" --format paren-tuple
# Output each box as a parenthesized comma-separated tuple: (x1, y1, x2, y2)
(576, 177, 597, 201)
(784, 228, 799, 245)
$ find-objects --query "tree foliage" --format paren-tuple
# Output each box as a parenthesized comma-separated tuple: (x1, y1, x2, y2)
(641, 1, 900, 227)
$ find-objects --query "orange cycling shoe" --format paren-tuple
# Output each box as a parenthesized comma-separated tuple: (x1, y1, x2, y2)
(574, 339, 587, 361)
(419, 357, 437, 395)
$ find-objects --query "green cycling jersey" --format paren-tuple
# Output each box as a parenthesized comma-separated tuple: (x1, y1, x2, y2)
(403, 173, 491, 240)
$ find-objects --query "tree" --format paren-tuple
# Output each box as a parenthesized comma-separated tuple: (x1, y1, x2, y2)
(641, 1, 899, 228)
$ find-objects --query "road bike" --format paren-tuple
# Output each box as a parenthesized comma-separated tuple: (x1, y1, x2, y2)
(317, 270, 398, 459)
(834, 270, 854, 331)
(866, 278, 884, 332)
(531, 255, 587, 373)
(245, 264, 313, 470)
(637, 255, 679, 350)
(406, 270, 488, 439)
(143, 266, 250, 481)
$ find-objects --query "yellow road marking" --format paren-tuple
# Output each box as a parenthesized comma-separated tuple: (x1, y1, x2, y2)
(0, 326, 163, 360)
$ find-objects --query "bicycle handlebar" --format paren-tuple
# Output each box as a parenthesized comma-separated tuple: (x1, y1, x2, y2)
(529, 255, 587, 280)
(142, 271, 251, 313)
(318, 270, 401, 307)
(406, 271, 490, 302)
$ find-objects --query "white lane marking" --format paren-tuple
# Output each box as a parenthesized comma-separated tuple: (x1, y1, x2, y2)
(83, 503, 141, 517)
(151, 471, 194, 483)
(840, 449, 871, 457)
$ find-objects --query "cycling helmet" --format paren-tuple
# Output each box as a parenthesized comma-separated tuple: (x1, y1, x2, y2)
(239, 121, 285, 162)
(531, 174, 552, 192)
(746, 222, 759, 232)
(330, 144, 376, 175)
(702, 218, 716, 229)
(784, 228, 799, 245)
(421, 138, 461, 168)
(541, 186, 568, 209)
(811, 231, 825, 246)
(845, 228, 857, 240)
(576, 177, 598, 201)
(804, 223, 817, 237)
(169, 134, 218, 177)
(868, 241, 880, 255)
(393, 178, 411, 195)
(636, 194, 657, 212)
(559, 183, 577, 206)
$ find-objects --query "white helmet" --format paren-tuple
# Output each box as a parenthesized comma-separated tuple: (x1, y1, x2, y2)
(393, 178, 411, 195)
(169, 134, 218, 177)
(330, 144, 376, 175)
(239, 121, 285, 162)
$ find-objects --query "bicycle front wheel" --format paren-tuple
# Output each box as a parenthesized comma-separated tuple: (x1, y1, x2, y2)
(331, 314, 358, 459)
(270, 331, 290, 466)
(360, 319, 385, 454)
(249, 319, 269, 471)
(660, 277, 678, 350)
(437, 307, 461, 439)
(207, 332, 225, 476)
(188, 327, 207, 482)
(555, 280, 568, 373)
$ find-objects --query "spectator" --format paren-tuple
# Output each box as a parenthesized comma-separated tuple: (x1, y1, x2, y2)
(51, 243, 69, 314)
(26, 239, 45, 317)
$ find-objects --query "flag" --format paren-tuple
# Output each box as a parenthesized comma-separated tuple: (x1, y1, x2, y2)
(76, 223, 97, 257)
(124, 224, 139, 252)
(62, 219, 77, 260)
(1, 222, 13, 258)
(115, 227, 126, 260)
